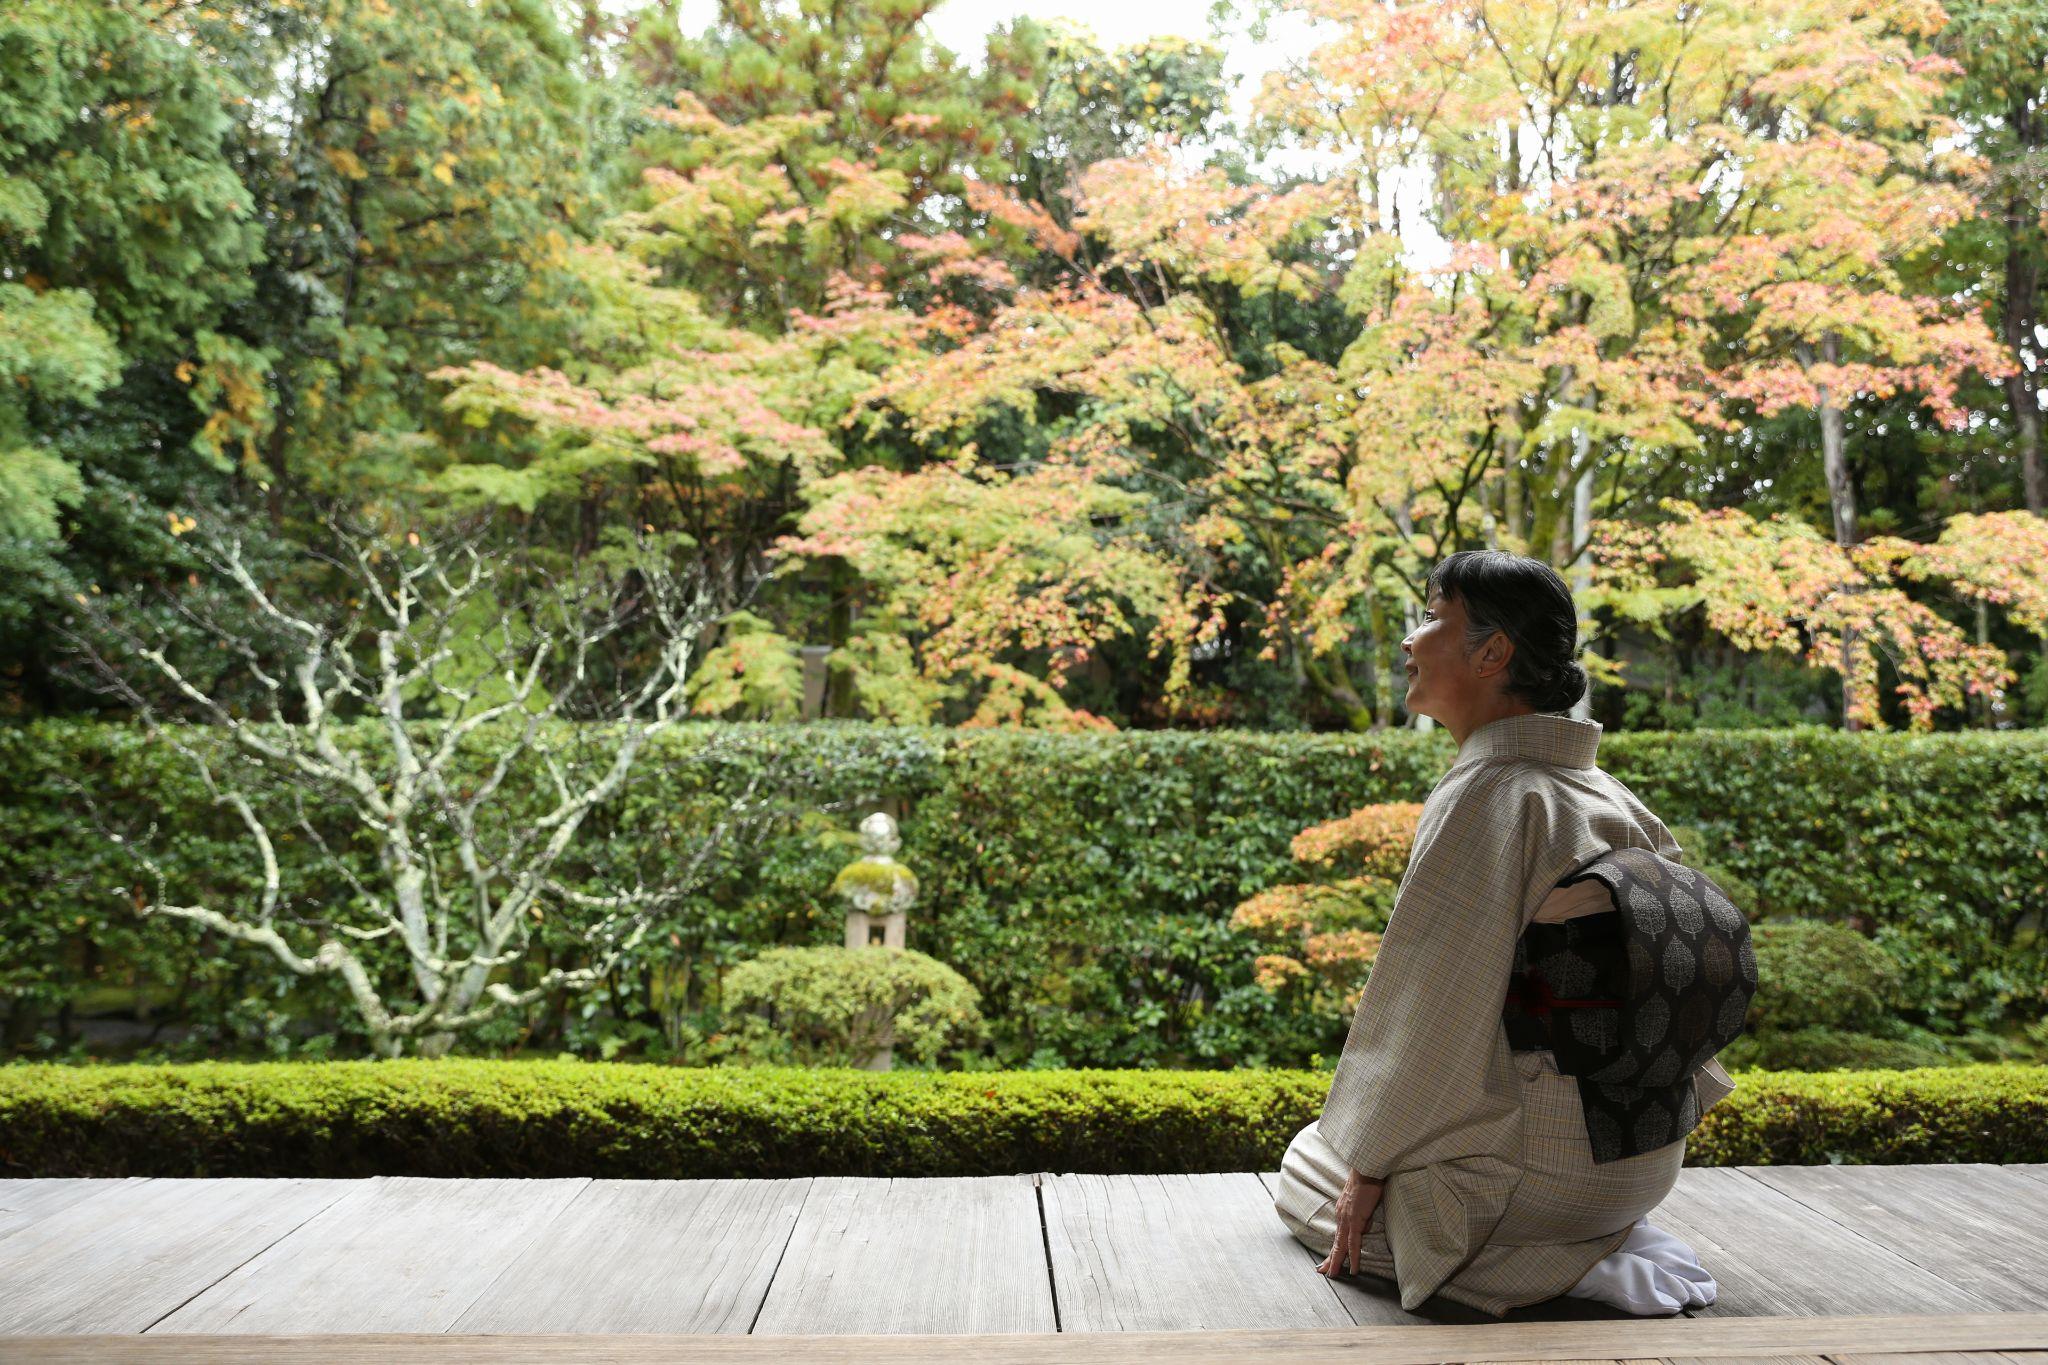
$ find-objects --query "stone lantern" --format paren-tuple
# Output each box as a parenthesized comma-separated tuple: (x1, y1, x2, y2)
(835, 811, 918, 951)
(832, 811, 919, 1071)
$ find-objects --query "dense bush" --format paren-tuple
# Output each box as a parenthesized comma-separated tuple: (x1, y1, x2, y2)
(4, 720, 2045, 1065)
(1, 1060, 2043, 1177)
(1745, 918, 1907, 1034)
(1663, 822, 1760, 917)
(1678, 1063, 2048, 1165)
(721, 946, 987, 1066)
(1719, 1026, 1955, 1072)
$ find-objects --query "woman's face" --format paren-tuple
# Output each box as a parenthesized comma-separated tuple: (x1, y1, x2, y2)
(1401, 587, 1509, 724)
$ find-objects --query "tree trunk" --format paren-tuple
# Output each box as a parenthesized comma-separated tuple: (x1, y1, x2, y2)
(1502, 454, 1524, 549)
(3, 997, 41, 1053)
(1568, 426, 1596, 721)
(2005, 101, 2045, 517)
(1811, 333, 1863, 730)
(1977, 596, 1994, 729)
(1392, 499, 1434, 731)
(2014, 377, 2043, 517)
(1817, 336, 1858, 546)
(1360, 599, 1384, 729)
(825, 558, 858, 719)
(262, 393, 291, 529)
(1550, 365, 1589, 568)
(1298, 643, 1367, 727)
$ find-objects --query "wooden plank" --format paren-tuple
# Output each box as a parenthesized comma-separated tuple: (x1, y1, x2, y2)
(2006, 1166, 2048, 1189)
(1042, 1172, 1355, 1332)
(1743, 1165, 2048, 1311)
(448, 1179, 809, 1334)
(1251, 1170, 1674, 1327)
(749, 1176, 1054, 1335)
(1252, 1168, 1450, 1327)
(0, 1177, 353, 1334)
(5, 1312, 2047, 1361)
(1647, 1168, 1995, 1318)
(148, 1177, 589, 1335)
(0, 1178, 143, 1242)
(1830, 1354, 2048, 1364)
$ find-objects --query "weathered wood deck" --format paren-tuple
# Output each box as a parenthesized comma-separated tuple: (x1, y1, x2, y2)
(3, 1165, 2046, 1362)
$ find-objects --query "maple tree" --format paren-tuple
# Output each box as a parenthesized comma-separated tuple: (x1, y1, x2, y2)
(1229, 801, 1420, 1022)
(1587, 499, 2015, 730)
(768, 147, 1358, 725)
(425, 89, 941, 701)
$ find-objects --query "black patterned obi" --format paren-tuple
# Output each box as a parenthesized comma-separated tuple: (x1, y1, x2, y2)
(1501, 846, 1758, 1164)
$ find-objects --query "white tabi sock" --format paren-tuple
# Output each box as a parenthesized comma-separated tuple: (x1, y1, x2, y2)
(1563, 1216, 1719, 1315)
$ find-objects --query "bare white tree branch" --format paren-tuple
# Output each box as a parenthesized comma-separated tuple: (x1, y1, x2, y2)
(59, 507, 794, 1058)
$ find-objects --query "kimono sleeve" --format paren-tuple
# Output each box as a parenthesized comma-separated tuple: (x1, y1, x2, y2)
(1315, 776, 1546, 1181)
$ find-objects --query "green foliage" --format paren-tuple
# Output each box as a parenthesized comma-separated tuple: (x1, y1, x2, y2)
(168, 0, 593, 500)
(1664, 822, 1759, 916)
(686, 611, 808, 721)
(1019, 25, 1234, 217)
(1680, 1063, 2048, 1166)
(617, 0, 1048, 321)
(0, 0, 262, 353)
(1719, 1025, 1956, 1072)
(722, 945, 985, 1067)
(1746, 918, 1907, 1034)
(1, 1059, 2044, 1177)
(4, 720, 2045, 1064)
(0, 0, 262, 647)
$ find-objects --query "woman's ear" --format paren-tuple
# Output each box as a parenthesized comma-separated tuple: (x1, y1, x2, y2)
(1476, 629, 1514, 680)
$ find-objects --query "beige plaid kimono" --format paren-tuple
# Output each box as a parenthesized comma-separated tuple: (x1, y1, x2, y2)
(1273, 711, 1738, 1316)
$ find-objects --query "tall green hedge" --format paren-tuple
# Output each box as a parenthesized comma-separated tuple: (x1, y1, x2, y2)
(3, 720, 2045, 1064)
(2, 1060, 2042, 1176)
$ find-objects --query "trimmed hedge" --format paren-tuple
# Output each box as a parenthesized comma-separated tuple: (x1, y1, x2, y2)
(6, 720, 2046, 1064)
(2, 1060, 2044, 1177)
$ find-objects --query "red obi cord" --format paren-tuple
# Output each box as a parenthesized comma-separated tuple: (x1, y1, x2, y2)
(1505, 974, 1622, 1016)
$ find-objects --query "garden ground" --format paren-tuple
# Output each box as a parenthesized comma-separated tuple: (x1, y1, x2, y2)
(3, 1165, 2047, 1359)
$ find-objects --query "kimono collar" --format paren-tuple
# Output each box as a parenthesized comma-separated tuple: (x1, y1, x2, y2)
(1451, 711, 1602, 770)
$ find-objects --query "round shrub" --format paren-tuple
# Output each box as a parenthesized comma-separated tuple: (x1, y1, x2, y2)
(721, 946, 986, 1067)
(1746, 917, 1905, 1034)
(1718, 1025, 1954, 1072)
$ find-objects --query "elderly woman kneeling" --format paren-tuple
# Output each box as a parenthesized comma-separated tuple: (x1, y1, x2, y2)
(1274, 550, 1737, 1318)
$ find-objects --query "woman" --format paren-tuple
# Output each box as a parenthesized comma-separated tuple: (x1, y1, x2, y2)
(1271, 550, 1735, 1318)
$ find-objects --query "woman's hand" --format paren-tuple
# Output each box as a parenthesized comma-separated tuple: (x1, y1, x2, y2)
(1316, 1168, 1386, 1278)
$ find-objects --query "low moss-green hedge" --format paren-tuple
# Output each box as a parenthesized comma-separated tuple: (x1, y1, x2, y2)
(3, 1060, 2044, 1176)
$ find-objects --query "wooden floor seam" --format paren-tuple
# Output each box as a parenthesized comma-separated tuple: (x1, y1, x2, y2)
(2, 1166, 2045, 1345)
